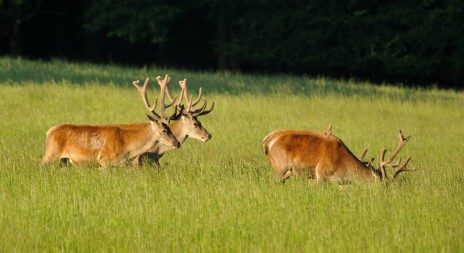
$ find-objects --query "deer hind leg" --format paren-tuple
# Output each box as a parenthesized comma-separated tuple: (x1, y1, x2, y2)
(315, 163, 329, 183)
(41, 148, 61, 166)
(281, 169, 293, 184)
(60, 158, 70, 167)
(270, 158, 292, 183)
(41, 155, 57, 166)
(96, 153, 113, 169)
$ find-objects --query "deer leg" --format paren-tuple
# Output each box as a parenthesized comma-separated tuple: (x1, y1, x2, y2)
(282, 169, 292, 181)
(132, 155, 142, 167)
(145, 153, 161, 166)
(40, 156, 56, 166)
(97, 154, 114, 169)
(41, 148, 60, 166)
(60, 158, 69, 167)
(315, 164, 327, 183)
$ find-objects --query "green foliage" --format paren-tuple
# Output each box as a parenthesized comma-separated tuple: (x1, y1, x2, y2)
(212, 0, 464, 86)
(0, 58, 463, 252)
(2, 1, 463, 87)
(84, 0, 180, 44)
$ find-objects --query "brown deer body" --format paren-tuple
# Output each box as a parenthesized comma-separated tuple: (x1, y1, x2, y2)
(41, 77, 181, 168)
(42, 122, 179, 167)
(263, 126, 415, 182)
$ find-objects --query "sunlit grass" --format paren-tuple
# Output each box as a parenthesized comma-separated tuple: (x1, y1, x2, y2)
(0, 57, 463, 252)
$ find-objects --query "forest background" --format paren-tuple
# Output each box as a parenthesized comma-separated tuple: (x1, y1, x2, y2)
(1, 0, 463, 89)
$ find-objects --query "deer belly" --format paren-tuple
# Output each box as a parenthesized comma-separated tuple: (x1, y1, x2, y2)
(62, 146, 96, 165)
(292, 164, 317, 178)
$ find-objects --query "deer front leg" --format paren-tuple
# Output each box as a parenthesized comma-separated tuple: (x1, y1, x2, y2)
(132, 155, 143, 167)
(281, 169, 293, 184)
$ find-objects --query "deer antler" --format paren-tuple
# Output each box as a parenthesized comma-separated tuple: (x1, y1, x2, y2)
(393, 157, 416, 179)
(133, 78, 161, 121)
(378, 130, 412, 180)
(359, 148, 375, 167)
(360, 148, 368, 161)
(155, 74, 184, 123)
(133, 78, 157, 111)
(324, 124, 332, 138)
(162, 76, 184, 110)
(178, 79, 214, 117)
(380, 130, 410, 168)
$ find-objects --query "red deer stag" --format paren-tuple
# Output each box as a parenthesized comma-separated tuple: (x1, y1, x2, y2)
(41, 77, 181, 168)
(133, 75, 214, 165)
(263, 125, 415, 183)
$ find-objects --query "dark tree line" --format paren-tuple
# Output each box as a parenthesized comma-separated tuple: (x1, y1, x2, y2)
(1, 0, 463, 88)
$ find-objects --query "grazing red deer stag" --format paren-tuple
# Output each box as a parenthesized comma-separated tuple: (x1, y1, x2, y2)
(41, 77, 181, 168)
(133, 75, 214, 165)
(263, 125, 415, 183)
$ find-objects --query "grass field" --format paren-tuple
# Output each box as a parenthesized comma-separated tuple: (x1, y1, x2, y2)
(0, 57, 463, 252)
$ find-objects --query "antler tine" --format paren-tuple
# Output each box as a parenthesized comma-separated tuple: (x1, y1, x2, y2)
(359, 148, 375, 167)
(156, 74, 177, 119)
(191, 99, 208, 114)
(360, 148, 368, 161)
(178, 79, 205, 112)
(162, 76, 184, 117)
(324, 124, 332, 138)
(381, 130, 410, 168)
(198, 101, 214, 116)
(191, 87, 203, 106)
(132, 78, 158, 114)
(179, 79, 193, 111)
(161, 75, 183, 105)
(379, 148, 388, 180)
(164, 81, 175, 102)
(393, 157, 416, 179)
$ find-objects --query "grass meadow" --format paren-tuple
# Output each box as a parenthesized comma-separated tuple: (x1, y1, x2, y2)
(0, 57, 463, 252)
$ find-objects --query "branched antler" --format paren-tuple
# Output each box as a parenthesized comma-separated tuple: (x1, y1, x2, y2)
(177, 79, 214, 117)
(377, 130, 414, 180)
(133, 78, 161, 121)
(155, 75, 178, 121)
(393, 157, 416, 179)
(133, 78, 157, 112)
(133, 75, 182, 123)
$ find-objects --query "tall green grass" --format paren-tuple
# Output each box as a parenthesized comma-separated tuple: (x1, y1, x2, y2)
(0, 57, 463, 252)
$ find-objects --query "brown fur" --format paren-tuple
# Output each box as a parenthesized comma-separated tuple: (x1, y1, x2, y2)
(110, 115, 212, 165)
(263, 129, 377, 182)
(41, 122, 180, 168)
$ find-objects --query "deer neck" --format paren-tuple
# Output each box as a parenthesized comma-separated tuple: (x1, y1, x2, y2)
(152, 119, 188, 155)
(170, 117, 190, 144)
(349, 157, 380, 180)
(122, 124, 160, 159)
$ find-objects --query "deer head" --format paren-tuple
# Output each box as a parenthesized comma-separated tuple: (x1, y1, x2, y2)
(132, 77, 182, 148)
(160, 76, 214, 142)
(360, 130, 416, 181)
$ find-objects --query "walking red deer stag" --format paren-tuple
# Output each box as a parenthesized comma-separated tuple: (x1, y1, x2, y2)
(263, 125, 415, 183)
(133, 75, 214, 165)
(41, 77, 181, 168)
